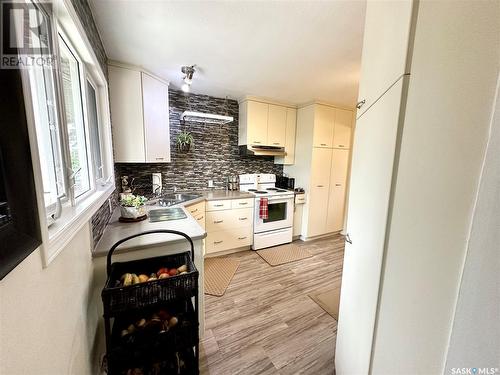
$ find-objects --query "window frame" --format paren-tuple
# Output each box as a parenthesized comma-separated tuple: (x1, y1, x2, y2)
(20, 0, 115, 266)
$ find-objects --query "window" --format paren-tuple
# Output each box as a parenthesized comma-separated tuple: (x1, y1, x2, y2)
(25, 12, 112, 233)
(58, 35, 91, 198)
(86, 79, 103, 181)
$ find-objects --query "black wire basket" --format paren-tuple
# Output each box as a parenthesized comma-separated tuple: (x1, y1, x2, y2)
(101, 230, 199, 317)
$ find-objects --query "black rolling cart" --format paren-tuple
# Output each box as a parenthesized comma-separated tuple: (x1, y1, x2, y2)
(101, 230, 199, 375)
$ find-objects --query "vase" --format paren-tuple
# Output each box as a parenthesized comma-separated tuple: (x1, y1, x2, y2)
(120, 205, 146, 219)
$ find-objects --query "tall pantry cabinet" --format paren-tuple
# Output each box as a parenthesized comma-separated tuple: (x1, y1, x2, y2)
(283, 103, 354, 239)
(335, 1, 500, 374)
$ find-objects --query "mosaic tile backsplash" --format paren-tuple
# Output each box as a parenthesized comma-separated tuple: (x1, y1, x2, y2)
(115, 89, 284, 196)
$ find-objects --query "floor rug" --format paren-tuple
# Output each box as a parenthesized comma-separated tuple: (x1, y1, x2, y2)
(204, 257, 240, 296)
(257, 243, 313, 266)
(309, 287, 341, 320)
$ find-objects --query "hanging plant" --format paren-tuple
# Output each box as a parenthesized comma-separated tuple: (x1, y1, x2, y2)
(176, 131, 194, 152)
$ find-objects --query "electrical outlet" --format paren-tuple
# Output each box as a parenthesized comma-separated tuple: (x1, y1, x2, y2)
(208, 180, 214, 188)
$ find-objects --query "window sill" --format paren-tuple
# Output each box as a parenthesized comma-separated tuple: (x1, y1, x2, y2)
(43, 183, 115, 265)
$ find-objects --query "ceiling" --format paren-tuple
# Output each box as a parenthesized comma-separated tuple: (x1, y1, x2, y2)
(89, 1, 366, 107)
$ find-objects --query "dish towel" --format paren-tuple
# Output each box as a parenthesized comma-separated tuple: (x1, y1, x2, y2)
(259, 197, 269, 219)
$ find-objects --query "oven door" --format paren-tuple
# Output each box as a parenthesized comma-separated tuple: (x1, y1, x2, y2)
(254, 196, 294, 233)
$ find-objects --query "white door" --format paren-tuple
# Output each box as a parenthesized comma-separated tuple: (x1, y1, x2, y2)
(333, 109, 353, 149)
(313, 104, 335, 148)
(307, 147, 332, 237)
(326, 148, 349, 232)
(142, 73, 170, 163)
(267, 104, 287, 147)
(356, 0, 413, 118)
(335, 77, 406, 375)
(109, 65, 145, 162)
(247, 101, 268, 146)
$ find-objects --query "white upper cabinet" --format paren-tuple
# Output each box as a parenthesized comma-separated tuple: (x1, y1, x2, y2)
(245, 100, 268, 146)
(356, 0, 414, 118)
(108, 63, 170, 163)
(274, 107, 297, 165)
(109, 65, 145, 162)
(333, 109, 353, 149)
(239, 98, 297, 162)
(313, 104, 335, 148)
(142, 72, 170, 163)
(267, 104, 287, 146)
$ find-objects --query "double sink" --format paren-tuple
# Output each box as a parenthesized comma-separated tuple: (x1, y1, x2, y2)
(147, 193, 202, 222)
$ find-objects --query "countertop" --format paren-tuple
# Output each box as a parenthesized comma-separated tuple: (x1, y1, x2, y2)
(92, 190, 254, 258)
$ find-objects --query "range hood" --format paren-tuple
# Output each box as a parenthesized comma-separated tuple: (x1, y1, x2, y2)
(239, 145, 286, 157)
(180, 111, 233, 125)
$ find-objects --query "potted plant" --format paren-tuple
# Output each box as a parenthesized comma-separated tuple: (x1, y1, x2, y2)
(120, 194, 147, 219)
(177, 131, 194, 152)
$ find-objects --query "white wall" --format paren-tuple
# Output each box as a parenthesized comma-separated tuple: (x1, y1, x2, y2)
(371, 1, 500, 374)
(0, 223, 102, 375)
(444, 77, 500, 372)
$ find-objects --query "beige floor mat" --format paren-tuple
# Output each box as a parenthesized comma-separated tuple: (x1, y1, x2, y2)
(204, 257, 240, 296)
(309, 287, 341, 320)
(256, 243, 313, 266)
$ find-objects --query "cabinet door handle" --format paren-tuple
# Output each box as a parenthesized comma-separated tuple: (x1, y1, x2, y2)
(238, 217, 247, 221)
(214, 240, 223, 244)
(335, 184, 342, 186)
(214, 220, 224, 224)
(197, 216, 204, 220)
(320, 143, 327, 146)
(356, 99, 366, 109)
(214, 204, 224, 207)
(338, 145, 345, 148)
(346, 233, 352, 244)
(238, 236, 247, 240)
(190, 208, 198, 213)
(239, 202, 248, 205)
(253, 141, 261, 144)
(273, 142, 280, 145)
(317, 185, 324, 188)
(155, 157, 164, 160)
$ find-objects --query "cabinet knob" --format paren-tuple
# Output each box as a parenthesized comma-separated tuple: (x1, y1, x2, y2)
(356, 99, 366, 110)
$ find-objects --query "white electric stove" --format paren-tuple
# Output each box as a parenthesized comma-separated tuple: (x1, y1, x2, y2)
(239, 174, 294, 250)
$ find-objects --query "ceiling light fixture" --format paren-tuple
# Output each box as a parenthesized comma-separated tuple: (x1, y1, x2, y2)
(181, 65, 196, 93)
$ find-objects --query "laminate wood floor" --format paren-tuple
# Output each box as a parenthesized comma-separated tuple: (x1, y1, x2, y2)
(200, 234, 345, 375)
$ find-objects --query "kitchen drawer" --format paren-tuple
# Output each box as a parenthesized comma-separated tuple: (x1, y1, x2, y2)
(194, 212, 205, 230)
(295, 194, 306, 204)
(186, 200, 205, 216)
(206, 199, 231, 211)
(205, 226, 253, 254)
(231, 198, 254, 209)
(206, 207, 253, 232)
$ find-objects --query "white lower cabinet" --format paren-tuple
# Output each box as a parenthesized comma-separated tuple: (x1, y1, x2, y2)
(186, 201, 206, 229)
(204, 198, 254, 255)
